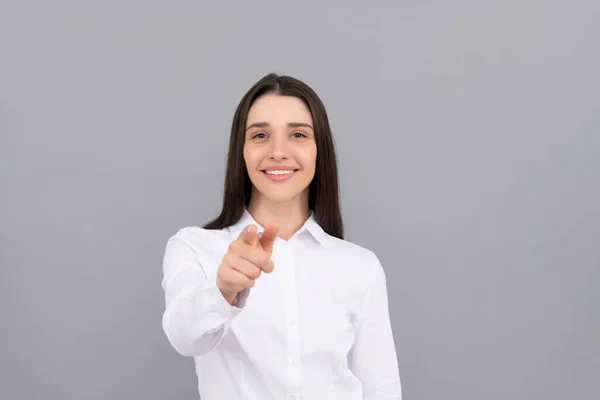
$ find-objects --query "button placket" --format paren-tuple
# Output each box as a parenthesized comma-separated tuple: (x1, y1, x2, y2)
(282, 242, 301, 393)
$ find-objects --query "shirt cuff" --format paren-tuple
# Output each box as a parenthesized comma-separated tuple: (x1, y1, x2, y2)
(201, 273, 245, 328)
(234, 288, 251, 308)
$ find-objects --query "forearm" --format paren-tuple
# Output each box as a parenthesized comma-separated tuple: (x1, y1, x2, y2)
(161, 236, 244, 357)
(162, 277, 239, 356)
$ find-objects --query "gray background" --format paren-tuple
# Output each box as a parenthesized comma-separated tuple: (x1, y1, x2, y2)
(1, 1, 598, 399)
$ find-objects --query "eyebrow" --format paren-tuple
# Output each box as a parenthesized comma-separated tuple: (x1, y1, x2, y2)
(245, 122, 314, 131)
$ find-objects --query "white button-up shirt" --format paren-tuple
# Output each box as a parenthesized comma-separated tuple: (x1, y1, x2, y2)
(161, 209, 402, 399)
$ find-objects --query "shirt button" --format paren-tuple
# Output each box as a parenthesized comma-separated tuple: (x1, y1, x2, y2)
(287, 393, 299, 400)
(288, 355, 298, 364)
(290, 320, 297, 327)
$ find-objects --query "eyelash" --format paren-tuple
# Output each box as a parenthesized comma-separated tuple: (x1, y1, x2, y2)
(252, 132, 308, 139)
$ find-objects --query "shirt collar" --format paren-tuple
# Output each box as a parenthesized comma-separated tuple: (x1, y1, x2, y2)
(228, 208, 332, 248)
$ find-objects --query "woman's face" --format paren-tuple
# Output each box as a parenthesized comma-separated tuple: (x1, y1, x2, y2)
(244, 93, 317, 205)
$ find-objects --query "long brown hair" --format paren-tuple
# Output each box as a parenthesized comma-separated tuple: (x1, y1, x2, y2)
(203, 73, 344, 239)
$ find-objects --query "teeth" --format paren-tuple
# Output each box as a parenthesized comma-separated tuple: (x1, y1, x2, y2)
(265, 170, 294, 175)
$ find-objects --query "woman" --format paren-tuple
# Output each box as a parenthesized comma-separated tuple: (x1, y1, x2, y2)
(161, 73, 402, 399)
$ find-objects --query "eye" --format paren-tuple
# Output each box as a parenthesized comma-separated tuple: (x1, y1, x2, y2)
(292, 132, 308, 138)
(251, 132, 267, 139)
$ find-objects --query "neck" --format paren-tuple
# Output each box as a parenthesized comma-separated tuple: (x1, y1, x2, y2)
(247, 191, 310, 241)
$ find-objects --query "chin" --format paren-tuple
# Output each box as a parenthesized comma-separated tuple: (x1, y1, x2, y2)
(261, 191, 300, 204)
(253, 184, 309, 204)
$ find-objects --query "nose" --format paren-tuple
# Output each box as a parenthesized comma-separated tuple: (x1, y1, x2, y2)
(268, 134, 288, 160)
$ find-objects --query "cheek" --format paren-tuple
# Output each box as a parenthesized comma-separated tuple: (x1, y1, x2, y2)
(243, 146, 259, 169)
(302, 146, 317, 172)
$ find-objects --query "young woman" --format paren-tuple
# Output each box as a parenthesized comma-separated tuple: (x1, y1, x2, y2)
(161, 73, 401, 399)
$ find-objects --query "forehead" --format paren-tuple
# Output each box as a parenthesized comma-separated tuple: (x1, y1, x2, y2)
(246, 94, 313, 126)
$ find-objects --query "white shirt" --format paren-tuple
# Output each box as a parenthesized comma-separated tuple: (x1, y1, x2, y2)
(161, 209, 402, 400)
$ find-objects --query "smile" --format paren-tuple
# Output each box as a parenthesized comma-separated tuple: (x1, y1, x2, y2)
(262, 169, 298, 182)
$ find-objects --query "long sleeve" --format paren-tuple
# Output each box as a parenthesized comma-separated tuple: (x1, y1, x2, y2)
(161, 235, 245, 357)
(349, 258, 402, 399)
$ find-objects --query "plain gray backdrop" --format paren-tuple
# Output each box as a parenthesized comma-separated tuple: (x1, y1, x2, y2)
(1, 1, 599, 399)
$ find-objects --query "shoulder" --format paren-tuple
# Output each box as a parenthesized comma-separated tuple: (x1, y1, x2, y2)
(322, 234, 384, 280)
(168, 225, 231, 247)
(164, 226, 232, 270)
(326, 235, 380, 265)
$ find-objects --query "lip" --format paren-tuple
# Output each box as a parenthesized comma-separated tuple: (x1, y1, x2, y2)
(262, 169, 298, 183)
(261, 165, 298, 171)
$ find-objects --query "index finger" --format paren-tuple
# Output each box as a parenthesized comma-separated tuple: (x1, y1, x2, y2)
(259, 221, 279, 253)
